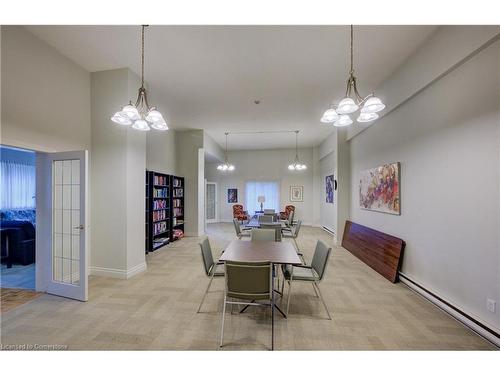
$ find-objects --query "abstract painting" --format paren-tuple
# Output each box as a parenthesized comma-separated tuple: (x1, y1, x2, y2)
(289, 186, 303, 202)
(227, 188, 238, 203)
(325, 175, 334, 203)
(359, 162, 400, 215)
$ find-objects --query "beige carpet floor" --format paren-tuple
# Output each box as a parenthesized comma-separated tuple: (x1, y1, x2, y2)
(0, 224, 495, 350)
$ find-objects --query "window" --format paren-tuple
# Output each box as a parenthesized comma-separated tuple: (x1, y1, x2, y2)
(245, 181, 280, 214)
(0, 159, 36, 209)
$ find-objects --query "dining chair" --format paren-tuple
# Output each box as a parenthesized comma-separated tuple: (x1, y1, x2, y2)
(282, 220, 303, 258)
(263, 209, 275, 215)
(197, 236, 225, 313)
(220, 260, 275, 350)
(233, 218, 250, 239)
(281, 239, 332, 319)
(251, 228, 276, 242)
(258, 214, 274, 223)
(260, 224, 282, 242)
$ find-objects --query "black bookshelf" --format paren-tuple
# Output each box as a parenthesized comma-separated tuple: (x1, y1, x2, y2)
(145, 171, 171, 253)
(170, 175, 185, 242)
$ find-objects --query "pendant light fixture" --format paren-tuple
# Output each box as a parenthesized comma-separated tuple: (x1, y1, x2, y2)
(217, 132, 235, 172)
(111, 25, 168, 131)
(321, 25, 385, 126)
(288, 130, 307, 171)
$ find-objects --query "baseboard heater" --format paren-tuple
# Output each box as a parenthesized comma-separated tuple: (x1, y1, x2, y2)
(399, 272, 500, 348)
(322, 226, 335, 236)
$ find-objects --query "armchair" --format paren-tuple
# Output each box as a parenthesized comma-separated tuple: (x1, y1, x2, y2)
(232, 204, 249, 223)
(279, 205, 295, 221)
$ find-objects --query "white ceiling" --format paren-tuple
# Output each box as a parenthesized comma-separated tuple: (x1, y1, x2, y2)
(26, 25, 437, 150)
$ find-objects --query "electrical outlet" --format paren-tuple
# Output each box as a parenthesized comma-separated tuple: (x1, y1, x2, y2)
(486, 299, 496, 313)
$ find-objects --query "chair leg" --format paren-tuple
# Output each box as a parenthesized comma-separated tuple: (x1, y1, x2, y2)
(271, 292, 275, 351)
(314, 281, 332, 320)
(286, 273, 293, 316)
(312, 282, 319, 298)
(293, 237, 300, 252)
(219, 296, 227, 348)
(197, 272, 215, 313)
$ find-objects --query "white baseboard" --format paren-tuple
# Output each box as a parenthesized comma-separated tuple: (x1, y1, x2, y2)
(400, 273, 500, 348)
(90, 262, 147, 279)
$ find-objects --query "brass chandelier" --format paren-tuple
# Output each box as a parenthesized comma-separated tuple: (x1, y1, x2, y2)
(111, 25, 168, 131)
(321, 25, 385, 126)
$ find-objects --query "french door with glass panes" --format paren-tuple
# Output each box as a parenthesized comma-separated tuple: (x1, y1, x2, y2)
(45, 151, 88, 301)
(206, 182, 217, 223)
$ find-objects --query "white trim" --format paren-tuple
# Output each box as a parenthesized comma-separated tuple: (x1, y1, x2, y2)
(90, 262, 147, 279)
(400, 275, 500, 348)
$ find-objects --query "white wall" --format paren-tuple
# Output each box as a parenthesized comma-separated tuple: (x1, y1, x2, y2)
(349, 39, 500, 332)
(1, 26, 90, 152)
(205, 148, 315, 224)
(176, 130, 204, 236)
(146, 130, 177, 175)
(90, 68, 146, 278)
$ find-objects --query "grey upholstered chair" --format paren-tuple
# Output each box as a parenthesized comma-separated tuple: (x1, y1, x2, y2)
(233, 218, 250, 239)
(197, 236, 224, 313)
(220, 260, 275, 350)
(258, 214, 274, 223)
(280, 209, 295, 227)
(263, 209, 275, 215)
(260, 223, 282, 242)
(251, 228, 276, 242)
(281, 239, 332, 319)
(282, 220, 302, 256)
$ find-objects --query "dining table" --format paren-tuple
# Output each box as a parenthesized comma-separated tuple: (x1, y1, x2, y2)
(219, 239, 302, 318)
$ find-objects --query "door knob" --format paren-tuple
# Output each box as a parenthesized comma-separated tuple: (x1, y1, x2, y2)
(74, 225, 84, 230)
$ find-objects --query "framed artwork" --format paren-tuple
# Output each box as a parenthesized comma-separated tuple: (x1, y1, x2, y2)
(325, 174, 334, 203)
(227, 188, 238, 203)
(289, 186, 303, 202)
(359, 162, 400, 215)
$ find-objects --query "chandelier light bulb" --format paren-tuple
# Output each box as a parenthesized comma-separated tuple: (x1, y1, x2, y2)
(111, 112, 133, 126)
(228, 165, 235, 171)
(145, 109, 164, 123)
(361, 97, 385, 113)
(321, 108, 340, 123)
(357, 112, 379, 123)
(334, 115, 353, 127)
(122, 104, 141, 120)
(132, 119, 150, 131)
(336, 97, 359, 115)
(151, 121, 169, 130)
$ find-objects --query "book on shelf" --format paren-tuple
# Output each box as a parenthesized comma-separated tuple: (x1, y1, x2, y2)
(173, 178, 183, 187)
(153, 187, 169, 198)
(153, 210, 167, 222)
(173, 188, 183, 198)
(153, 175, 168, 186)
(153, 221, 168, 236)
(153, 199, 168, 210)
(173, 207, 183, 217)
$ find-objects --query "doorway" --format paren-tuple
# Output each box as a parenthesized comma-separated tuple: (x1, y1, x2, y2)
(0, 145, 37, 290)
(206, 181, 218, 224)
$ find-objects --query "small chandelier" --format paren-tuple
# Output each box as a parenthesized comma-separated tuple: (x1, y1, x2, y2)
(288, 131, 307, 171)
(217, 132, 235, 171)
(321, 25, 385, 126)
(111, 25, 168, 131)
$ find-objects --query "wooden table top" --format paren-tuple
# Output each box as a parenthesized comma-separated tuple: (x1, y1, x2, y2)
(220, 240, 302, 265)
